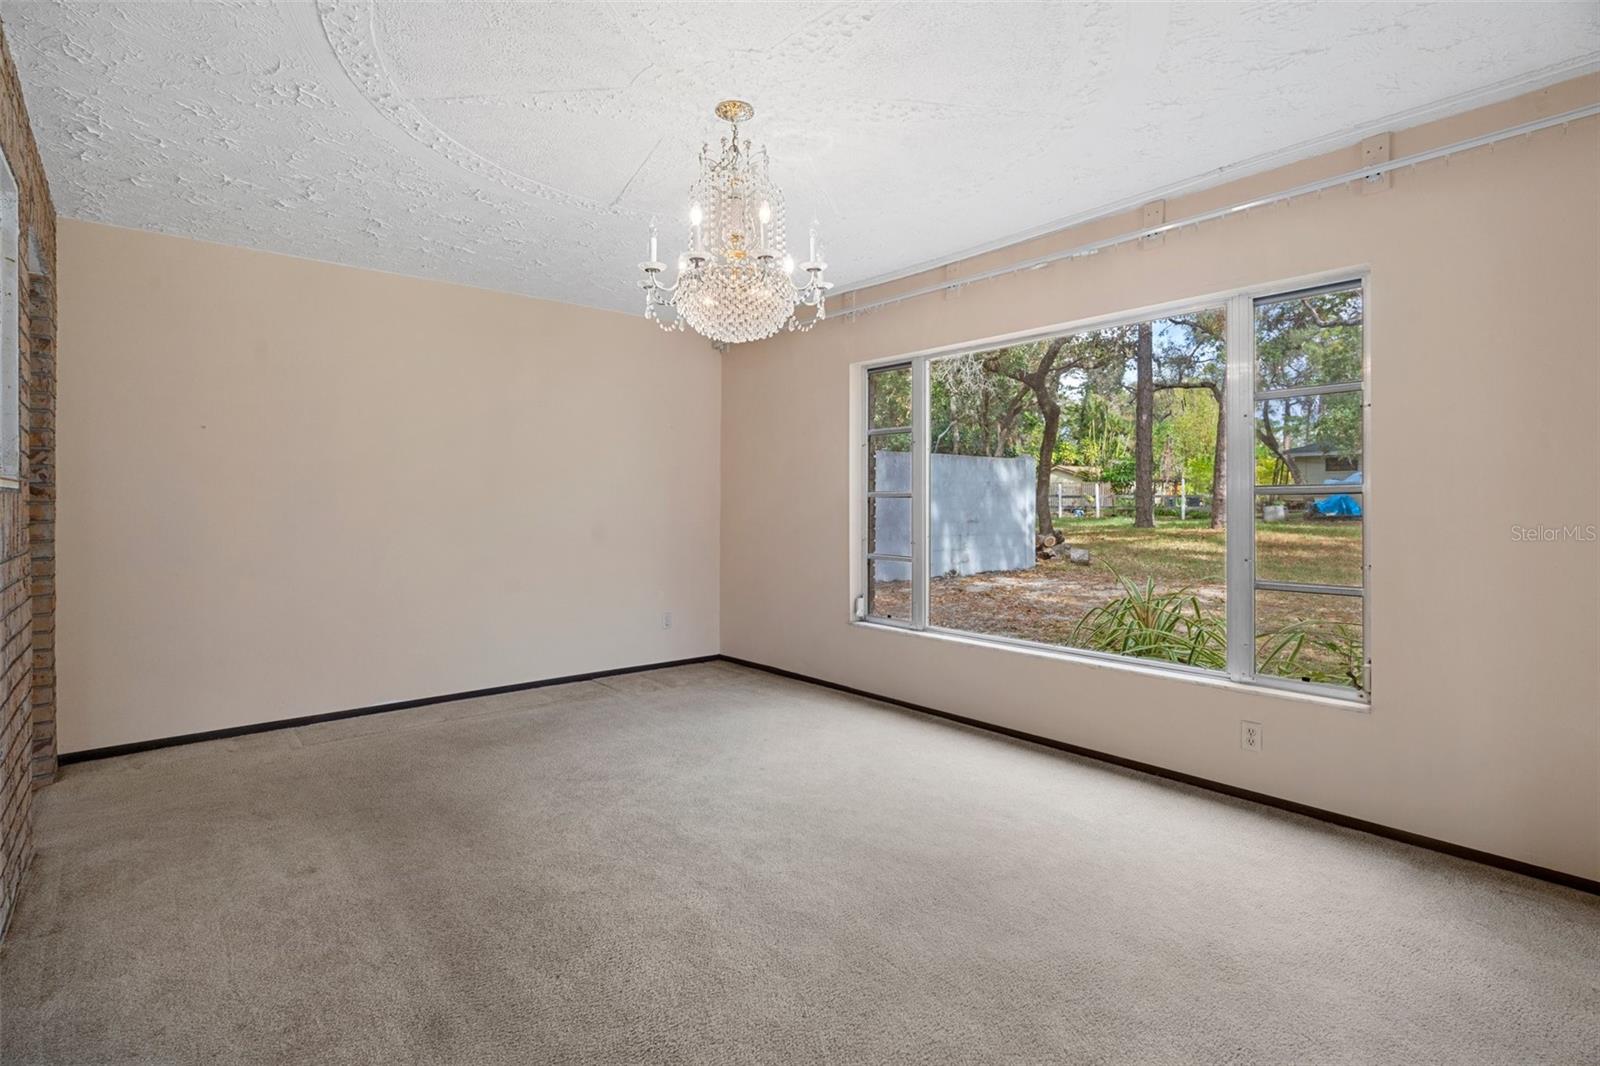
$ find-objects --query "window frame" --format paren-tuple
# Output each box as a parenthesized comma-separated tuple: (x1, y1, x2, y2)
(0, 150, 18, 492)
(853, 268, 1371, 707)
(862, 361, 918, 628)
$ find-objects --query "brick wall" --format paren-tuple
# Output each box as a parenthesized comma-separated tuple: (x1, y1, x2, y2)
(0, 13, 54, 940)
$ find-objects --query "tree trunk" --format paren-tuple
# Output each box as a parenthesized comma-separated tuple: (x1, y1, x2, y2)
(1210, 382, 1225, 529)
(1256, 399, 1303, 484)
(976, 390, 990, 456)
(992, 388, 1025, 457)
(1033, 398, 1061, 536)
(990, 338, 1069, 535)
(1133, 323, 1155, 528)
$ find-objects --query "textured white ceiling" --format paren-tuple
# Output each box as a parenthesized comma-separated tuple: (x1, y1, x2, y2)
(8, 1, 1598, 311)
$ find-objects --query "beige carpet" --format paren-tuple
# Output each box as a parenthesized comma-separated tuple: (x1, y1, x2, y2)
(2, 661, 1595, 1064)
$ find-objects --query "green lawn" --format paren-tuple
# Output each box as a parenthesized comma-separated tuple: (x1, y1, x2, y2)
(1050, 517, 1224, 585)
(1052, 515, 1361, 589)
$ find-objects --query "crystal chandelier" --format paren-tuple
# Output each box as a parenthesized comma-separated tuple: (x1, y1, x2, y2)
(639, 100, 830, 345)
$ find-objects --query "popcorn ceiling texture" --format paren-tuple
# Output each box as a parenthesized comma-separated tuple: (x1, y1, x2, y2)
(5, 1, 1599, 313)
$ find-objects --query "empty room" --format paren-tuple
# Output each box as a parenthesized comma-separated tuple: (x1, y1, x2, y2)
(0, 2, 1596, 1063)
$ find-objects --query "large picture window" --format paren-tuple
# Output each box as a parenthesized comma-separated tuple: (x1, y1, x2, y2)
(857, 276, 1368, 701)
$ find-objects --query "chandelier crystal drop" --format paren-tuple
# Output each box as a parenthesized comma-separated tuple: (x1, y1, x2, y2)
(638, 100, 831, 345)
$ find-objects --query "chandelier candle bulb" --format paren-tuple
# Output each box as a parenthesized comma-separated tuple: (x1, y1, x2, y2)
(637, 100, 831, 344)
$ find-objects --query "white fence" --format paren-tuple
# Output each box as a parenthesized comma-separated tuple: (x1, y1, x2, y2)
(874, 452, 1035, 580)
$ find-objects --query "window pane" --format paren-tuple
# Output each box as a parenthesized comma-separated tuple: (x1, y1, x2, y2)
(1255, 392, 1363, 486)
(868, 365, 911, 429)
(868, 432, 911, 493)
(923, 314, 1228, 670)
(1254, 285, 1362, 391)
(1255, 589, 1365, 693)
(867, 558, 910, 621)
(1255, 493, 1363, 589)
(868, 495, 911, 557)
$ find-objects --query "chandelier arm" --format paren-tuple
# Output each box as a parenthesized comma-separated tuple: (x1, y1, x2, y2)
(644, 290, 686, 333)
(787, 302, 824, 332)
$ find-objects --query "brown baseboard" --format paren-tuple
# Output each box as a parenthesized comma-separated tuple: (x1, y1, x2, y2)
(53, 650, 1596, 896)
(56, 655, 721, 764)
(717, 655, 1600, 897)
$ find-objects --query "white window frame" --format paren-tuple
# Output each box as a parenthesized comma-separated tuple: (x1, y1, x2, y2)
(0, 151, 18, 491)
(854, 268, 1371, 706)
(861, 360, 920, 629)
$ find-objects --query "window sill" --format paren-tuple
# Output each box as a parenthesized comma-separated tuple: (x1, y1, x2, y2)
(0, 476, 20, 493)
(850, 618, 1370, 712)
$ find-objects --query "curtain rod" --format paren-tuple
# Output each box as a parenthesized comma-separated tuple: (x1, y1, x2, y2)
(834, 102, 1600, 321)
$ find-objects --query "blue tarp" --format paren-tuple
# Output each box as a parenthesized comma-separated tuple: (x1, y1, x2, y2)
(1312, 472, 1363, 517)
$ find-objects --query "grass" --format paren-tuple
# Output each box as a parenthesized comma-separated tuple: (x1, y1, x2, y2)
(1050, 517, 1224, 585)
(1051, 515, 1362, 588)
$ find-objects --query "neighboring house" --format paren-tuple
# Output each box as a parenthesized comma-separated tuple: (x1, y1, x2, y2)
(1285, 441, 1361, 484)
(1048, 465, 1092, 496)
(1048, 465, 1111, 511)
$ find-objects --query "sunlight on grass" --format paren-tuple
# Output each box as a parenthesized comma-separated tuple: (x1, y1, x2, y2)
(1052, 516, 1361, 589)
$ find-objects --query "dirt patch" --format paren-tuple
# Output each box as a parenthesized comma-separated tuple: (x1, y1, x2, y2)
(872, 559, 1361, 691)
(875, 562, 1226, 648)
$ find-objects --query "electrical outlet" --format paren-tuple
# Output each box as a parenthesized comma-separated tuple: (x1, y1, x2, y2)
(661, 611, 673, 630)
(1241, 720, 1263, 753)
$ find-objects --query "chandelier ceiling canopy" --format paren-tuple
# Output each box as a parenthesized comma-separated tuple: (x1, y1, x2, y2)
(639, 101, 830, 346)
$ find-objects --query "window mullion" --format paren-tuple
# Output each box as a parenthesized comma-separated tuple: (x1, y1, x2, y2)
(911, 357, 930, 630)
(1224, 293, 1256, 682)
(1255, 381, 1361, 401)
(858, 368, 869, 620)
(1252, 483, 1363, 497)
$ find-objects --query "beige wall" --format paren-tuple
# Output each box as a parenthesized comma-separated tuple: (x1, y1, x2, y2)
(723, 79, 1600, 879)
(58, 220, 720, 753)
